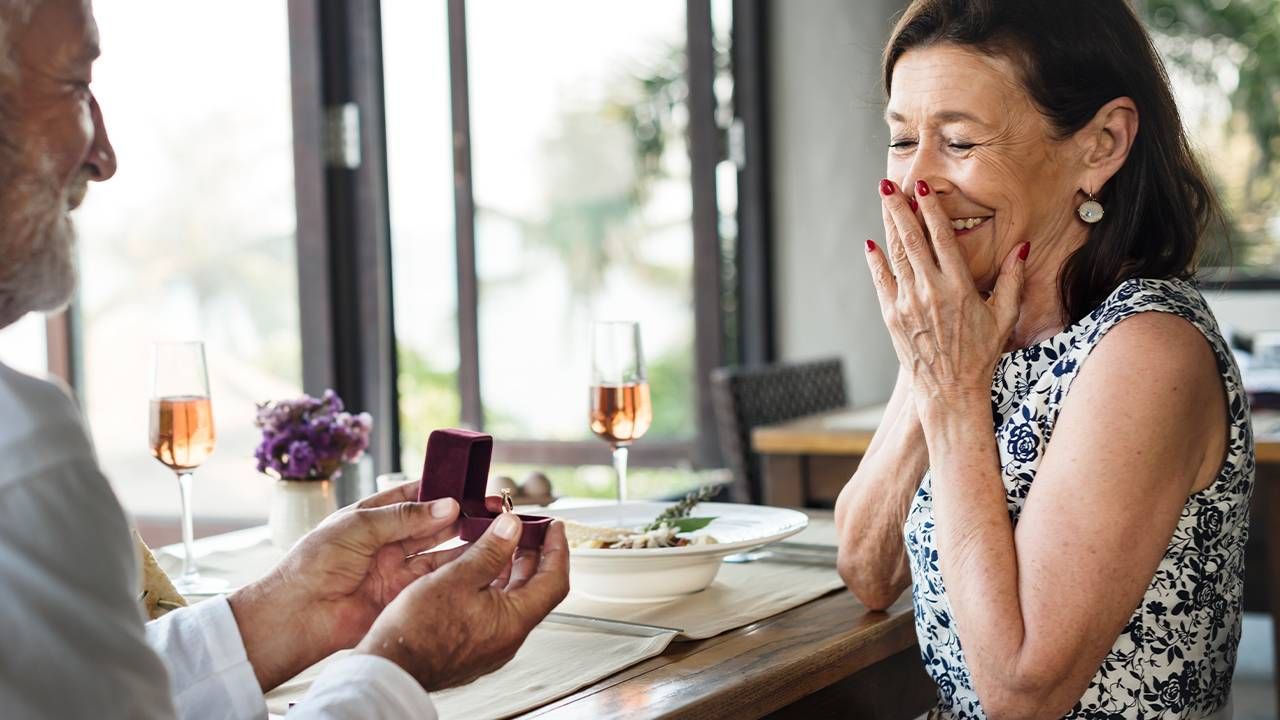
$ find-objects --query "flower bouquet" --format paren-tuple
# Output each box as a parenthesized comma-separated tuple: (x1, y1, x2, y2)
(255, 389, 372, 481)
(255, 389, 371, 547)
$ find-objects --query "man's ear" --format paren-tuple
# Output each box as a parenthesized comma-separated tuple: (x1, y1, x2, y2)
(1074, 96, 1139, 195)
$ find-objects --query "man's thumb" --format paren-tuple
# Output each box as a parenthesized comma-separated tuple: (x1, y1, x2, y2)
(450, 513, 522, 589)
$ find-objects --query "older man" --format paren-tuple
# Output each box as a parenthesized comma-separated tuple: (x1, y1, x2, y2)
(0, 1, 570, 718)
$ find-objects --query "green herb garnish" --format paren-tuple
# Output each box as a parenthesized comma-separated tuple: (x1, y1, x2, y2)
(643, 484, 720, 532)
(668, 517, 716, 533)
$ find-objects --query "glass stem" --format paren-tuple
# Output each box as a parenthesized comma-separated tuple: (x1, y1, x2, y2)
(177, 471, 198, 580)
(612, 444, 629, 503)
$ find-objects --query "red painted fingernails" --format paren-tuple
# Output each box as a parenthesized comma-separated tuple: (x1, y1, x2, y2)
(1018, 242, 1030, 261)
(907, 197, 918, 213)
(879, 179, 895, 196)
(866, 239, 877, 253)
(916, 180, 930, 196)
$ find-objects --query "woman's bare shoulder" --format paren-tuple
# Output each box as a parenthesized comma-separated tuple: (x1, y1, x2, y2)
(1082, 309, 1220, 386)
(1061, 309, 1226, 484)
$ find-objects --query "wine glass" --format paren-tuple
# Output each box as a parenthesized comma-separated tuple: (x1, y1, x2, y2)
(589, 321, 652, 503)
(148, 341, 225, 595)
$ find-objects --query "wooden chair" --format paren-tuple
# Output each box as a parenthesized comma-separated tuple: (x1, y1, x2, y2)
(710, 358, 848, 504)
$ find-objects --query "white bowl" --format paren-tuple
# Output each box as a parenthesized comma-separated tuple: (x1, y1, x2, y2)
(541, 502, 809, 603)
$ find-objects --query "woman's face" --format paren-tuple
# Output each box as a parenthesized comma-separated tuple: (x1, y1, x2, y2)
(886, 44, 1084, 291)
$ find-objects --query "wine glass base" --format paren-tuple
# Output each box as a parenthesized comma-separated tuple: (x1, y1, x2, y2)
(173, 573, 230, 597)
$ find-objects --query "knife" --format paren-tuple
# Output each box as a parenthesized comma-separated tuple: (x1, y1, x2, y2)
(545, 612, 682, 638)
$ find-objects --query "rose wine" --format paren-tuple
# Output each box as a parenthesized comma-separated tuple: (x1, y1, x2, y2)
(590, 382, 652, 445)
(149, 395, 216, 471)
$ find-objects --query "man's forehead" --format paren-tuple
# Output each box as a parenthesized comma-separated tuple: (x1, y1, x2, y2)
(13, 0, 99, 68)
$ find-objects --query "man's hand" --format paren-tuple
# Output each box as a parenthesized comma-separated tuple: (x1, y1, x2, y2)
(355, 513, 571, 691)
(228, 482, 462, 691)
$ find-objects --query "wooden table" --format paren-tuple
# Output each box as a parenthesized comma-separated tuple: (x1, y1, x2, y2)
(177, 515, 937, 719)
(523, 580, 933, 720)
(752, 405, 1280, 709)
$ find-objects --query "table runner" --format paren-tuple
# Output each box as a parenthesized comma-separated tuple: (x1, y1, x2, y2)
(159, 515, 846, 717)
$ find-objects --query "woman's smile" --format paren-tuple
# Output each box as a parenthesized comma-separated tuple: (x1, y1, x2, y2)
(950, 216, 991, 235)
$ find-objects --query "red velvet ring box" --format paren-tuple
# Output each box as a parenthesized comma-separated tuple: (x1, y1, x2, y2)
(416, 428, 551, 550)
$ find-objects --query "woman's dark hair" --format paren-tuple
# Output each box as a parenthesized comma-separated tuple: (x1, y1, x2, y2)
(884, 0, 1223, 323)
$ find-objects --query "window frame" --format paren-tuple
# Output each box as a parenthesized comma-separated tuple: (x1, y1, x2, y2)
(47, 0, 776, 481)
(438, 0, 772, 471)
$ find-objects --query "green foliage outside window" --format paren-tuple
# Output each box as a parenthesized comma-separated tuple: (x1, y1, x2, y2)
(1143, 0, 1280, 271)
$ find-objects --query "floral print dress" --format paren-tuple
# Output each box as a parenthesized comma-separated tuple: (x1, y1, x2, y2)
(904, 278, 1254, 719)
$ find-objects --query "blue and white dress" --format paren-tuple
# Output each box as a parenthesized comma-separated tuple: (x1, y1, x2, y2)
(904, 277, 1255, 719)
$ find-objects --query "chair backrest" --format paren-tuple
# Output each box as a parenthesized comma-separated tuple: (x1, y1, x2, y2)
(710, 357, 847, 504)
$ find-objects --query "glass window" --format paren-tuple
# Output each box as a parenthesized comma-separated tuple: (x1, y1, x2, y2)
(467, 1, 696, 443)
(76, 1, 300, 522)
(382, 1, 462, 471)
(0, 314, 48, 378)
(1142, 0, 1280, 274)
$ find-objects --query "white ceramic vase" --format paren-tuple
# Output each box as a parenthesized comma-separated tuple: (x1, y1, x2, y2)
(269, 478, 338, 549)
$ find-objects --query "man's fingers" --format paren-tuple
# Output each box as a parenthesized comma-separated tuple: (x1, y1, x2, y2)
(490, 557, 515, 589)
(403, 545, 467, 576)
(399, 524, 463, 557)
(352, 498, 460, 551)
(508, 522, 570, 620)
(354, 479, 420, 509)
(503, 549, 541, 591)
(990, 242, 1029, 333)
(445, 513, 523, 590)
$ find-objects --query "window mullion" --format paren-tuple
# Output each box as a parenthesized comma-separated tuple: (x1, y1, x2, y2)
(688, 0, 726, 468)
(447, 0, 484, 432)
(289, 0, 401, 476)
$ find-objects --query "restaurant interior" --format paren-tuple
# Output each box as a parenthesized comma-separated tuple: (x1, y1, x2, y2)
(1, 0, 1278, 717)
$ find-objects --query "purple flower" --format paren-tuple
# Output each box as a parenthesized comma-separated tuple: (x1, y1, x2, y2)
(254, 389, 372, 481)
(286, 441, 317, 478)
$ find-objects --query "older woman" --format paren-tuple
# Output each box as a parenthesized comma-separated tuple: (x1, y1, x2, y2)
(834, 1, 1252, 718)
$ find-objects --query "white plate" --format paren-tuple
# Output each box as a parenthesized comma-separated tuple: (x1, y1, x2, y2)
(540, 502, 808, 603)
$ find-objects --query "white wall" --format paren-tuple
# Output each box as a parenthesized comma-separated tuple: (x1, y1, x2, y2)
(768, 0, 903, 406)
(1204, 291, 1280, 337)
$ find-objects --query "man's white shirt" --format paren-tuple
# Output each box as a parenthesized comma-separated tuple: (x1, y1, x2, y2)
(0, 361, 437, 719)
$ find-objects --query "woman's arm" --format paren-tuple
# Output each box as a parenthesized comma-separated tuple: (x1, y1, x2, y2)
(922, 313, 1226, 718)
(834, 367, 930, 610)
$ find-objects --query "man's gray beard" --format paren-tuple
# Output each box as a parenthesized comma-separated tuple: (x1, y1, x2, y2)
(0, 155, 78, 331)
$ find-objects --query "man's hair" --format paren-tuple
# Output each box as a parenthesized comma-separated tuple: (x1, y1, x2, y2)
(884, 0, 1223, 324)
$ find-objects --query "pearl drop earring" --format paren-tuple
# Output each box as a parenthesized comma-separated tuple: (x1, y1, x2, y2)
(1077, 192, 1104, 224)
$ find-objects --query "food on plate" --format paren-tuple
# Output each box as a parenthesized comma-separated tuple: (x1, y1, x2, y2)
(565, 484, 724, 550)
(133, 529, 187, 619)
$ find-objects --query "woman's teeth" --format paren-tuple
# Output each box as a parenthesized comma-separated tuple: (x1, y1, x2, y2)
(950, 217, 987, 231)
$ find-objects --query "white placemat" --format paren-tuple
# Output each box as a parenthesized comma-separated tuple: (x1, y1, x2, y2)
(157, 528, 281, 588)
(265, 623, 675, 719)
(555, 517, 843, 640)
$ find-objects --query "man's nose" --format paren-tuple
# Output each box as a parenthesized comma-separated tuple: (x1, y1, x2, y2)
(86, 95, 117, 181)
